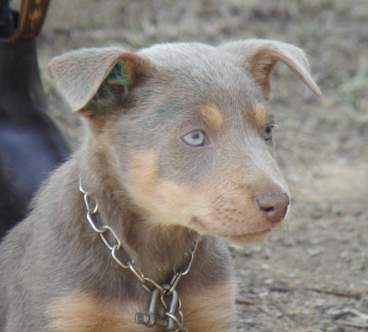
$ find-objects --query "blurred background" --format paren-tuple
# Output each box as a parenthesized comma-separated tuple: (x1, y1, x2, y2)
(15, 0, 368, 331)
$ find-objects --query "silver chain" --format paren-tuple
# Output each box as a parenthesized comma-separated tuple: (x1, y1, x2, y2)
(79, 178, 199, 331)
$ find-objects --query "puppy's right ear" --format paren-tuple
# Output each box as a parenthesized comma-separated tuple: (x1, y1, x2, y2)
(48, 47, 152, 115)
(220, 39, 321, 99)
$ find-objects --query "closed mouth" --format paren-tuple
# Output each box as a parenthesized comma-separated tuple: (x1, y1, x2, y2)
(222, 229, 270, 241)
(191, 216, 273, 240)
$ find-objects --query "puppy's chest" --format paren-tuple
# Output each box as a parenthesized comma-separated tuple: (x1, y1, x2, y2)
(47, 282, 235, 332)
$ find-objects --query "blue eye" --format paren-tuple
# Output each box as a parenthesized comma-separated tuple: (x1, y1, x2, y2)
(182, 130, 207, 147)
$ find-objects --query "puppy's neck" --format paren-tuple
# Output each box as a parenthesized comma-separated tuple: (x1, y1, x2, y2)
(78, 139, 198, 283)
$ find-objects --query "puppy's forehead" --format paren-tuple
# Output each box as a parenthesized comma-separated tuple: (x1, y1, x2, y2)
(141, 43, 256, 92)
(140, 43, 264, 125)
(141, 43, 218, 66)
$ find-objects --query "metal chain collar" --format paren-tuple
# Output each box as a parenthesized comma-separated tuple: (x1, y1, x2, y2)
(79, 179, 200, 331)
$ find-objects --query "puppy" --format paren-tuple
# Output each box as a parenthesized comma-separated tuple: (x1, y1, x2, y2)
(0, 39, 320, 332)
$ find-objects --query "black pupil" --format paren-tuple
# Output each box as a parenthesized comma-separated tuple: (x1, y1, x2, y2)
(192, 132, 200, 140)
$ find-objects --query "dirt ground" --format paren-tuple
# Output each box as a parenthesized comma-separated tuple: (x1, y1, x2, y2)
(34, 0, 368, 331)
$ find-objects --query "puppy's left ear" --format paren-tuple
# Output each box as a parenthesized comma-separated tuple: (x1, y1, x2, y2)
(220, 39, 321, 99)
(48, 47, 152, 114)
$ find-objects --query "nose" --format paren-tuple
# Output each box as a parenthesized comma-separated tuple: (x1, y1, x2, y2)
(256, 192, 290, 224)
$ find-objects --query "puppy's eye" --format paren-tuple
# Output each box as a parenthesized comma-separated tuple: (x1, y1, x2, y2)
(182, 130, 207, 147)
(262, 124, 275, 143)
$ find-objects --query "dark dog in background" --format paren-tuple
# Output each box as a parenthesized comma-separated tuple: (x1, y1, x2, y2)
(0, 0, 68, 239)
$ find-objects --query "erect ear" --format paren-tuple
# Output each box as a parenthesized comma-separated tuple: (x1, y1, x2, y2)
(220, 39, 321, 99)
(48, 47, 152, 114)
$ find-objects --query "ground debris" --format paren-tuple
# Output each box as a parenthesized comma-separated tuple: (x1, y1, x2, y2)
(268, 283, 364, 300)
(331, 308, 368, 329)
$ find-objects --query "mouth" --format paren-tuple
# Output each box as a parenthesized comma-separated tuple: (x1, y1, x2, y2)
(190, 216, 275, 243)
(222, 229, 270, 244)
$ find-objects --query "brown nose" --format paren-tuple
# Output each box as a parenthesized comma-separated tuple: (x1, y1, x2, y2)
(256, 192, 289, 224)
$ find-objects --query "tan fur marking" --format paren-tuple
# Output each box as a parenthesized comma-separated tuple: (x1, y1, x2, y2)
(254, 103, 268, 129)
(200, 105, 223, 130)
(78, 107, 106, 129)
(46, 292, 144, 332)
(128, 151, 159, 192)
(79, 108, 94, 118)
(47, 284, 235, 332)
(182, 282, 236, 331)
(120, 53, 136, 83)
(250, 49, 278, 99)
(127, 151, 210, 226)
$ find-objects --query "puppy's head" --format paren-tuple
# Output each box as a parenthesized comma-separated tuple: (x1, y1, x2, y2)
(49, 40, 320, 244)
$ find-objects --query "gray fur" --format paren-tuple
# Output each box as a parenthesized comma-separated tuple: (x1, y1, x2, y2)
(0, 40, 320, 331)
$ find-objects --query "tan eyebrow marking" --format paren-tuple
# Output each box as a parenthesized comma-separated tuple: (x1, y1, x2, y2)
(254, 103, 268, 128)
(200, 105, 223, 130)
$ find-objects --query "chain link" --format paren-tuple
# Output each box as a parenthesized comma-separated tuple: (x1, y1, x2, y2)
(79, 178, 199, 331)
